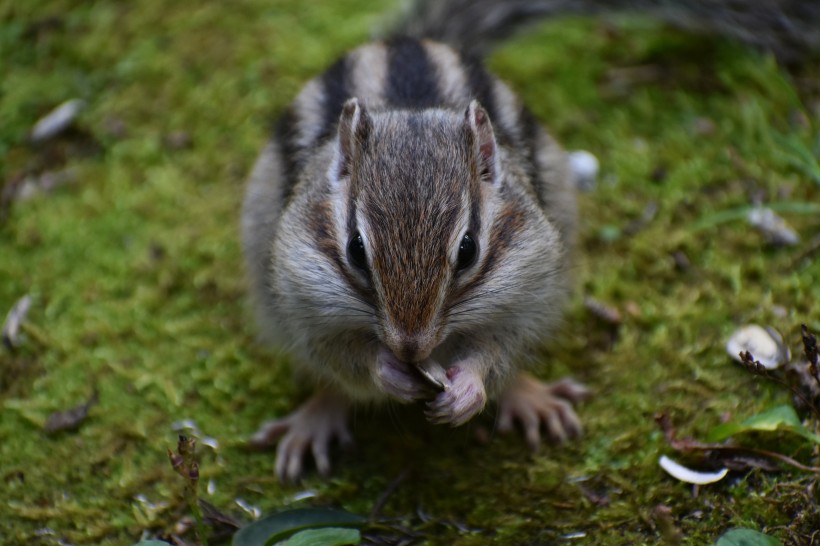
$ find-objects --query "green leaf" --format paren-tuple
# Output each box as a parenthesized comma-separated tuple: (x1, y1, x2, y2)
(232, 507, 367, 546)
(707, 405, 820, 445)
(772, 131, 820, 186)
(714, 528, 784, 546)
(133, 542, 173, 546)
(276, 527, 361, 546)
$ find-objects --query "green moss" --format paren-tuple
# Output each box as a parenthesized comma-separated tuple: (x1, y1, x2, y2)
(1, 1, 818, 544)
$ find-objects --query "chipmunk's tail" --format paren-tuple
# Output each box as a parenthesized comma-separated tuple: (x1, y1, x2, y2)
(383, 0, 820, 62)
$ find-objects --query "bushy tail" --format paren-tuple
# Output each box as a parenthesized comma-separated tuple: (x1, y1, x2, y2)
(383, 0, 579, 58)
(384, 0, 820, 62)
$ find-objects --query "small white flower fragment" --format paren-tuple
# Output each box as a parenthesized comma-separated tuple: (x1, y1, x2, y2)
(568, 150, 599, 191)
(659, 455, 729, 484)
(171, 418, 200, 433)
(726, 324, 790, 370)
(235, 497, 262, 520)
(747, 207, 799, 246)
(200, 436, 219, 450)
(291, 489, 319, 502)
(133, 493, 169, 513)
(560, 532, 587, 540)
(30, 99, 85, 143)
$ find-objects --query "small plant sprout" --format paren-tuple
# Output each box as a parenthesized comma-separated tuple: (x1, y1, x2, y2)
(168, 435, 209, 546)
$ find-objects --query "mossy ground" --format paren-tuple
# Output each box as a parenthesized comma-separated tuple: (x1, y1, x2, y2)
(1, 1, 819, 544)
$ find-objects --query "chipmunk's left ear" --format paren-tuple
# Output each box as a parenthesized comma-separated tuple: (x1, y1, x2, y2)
(465, 100, 500, 185)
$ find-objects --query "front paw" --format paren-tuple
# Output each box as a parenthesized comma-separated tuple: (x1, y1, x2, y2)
(425, 365, 487, 426)
(497, 373, 589, 451)
(373, 346, 434, 402)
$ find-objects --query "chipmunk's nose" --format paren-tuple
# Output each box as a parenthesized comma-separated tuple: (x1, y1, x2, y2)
(384, 327, 436, 363)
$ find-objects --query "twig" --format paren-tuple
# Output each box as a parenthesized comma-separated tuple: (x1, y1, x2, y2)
(739, 350, 820, 422)
(370, 468, 411, 520)
(655, 413, 820, 474)
(801, 324, 819, 388)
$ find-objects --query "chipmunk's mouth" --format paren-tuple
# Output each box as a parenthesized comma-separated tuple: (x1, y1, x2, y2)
(374, 344, 450, 394)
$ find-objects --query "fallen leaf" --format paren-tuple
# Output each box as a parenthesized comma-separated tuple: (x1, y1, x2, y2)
(584, 297, 622, 325)
(714, 528, 784, 546)
(44, 391, 99, 434)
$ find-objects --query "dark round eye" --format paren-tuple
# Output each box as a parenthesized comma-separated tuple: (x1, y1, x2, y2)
(456, 233, 477, 271)
(347, 233, 368, 271)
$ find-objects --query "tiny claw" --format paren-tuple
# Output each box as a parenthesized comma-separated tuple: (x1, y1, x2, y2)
(248, 418, 290, 449)
(312, 439, 331, 477)
(546, 377, 590, 404)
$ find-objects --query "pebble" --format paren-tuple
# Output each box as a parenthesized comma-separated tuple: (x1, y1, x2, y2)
(568, 150, 599, 191)
(747, 207, 799, 246)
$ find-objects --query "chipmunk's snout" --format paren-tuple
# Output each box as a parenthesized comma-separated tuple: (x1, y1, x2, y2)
(383, 325, 438, 363)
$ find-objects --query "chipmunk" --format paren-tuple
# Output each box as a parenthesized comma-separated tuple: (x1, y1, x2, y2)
(241, 0, 819, 481)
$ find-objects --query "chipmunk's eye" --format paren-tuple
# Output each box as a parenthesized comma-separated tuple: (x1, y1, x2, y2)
(456, 233, 477, 271)
(347, 233, 368, 271)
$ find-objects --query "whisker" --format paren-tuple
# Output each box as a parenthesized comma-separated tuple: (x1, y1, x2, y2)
(446, 267, 565, 313)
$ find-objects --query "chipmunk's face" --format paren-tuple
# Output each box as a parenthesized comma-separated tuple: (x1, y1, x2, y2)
(326, 99, 502, 364)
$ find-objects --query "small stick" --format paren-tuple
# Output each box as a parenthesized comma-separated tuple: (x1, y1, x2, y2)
(740, 350, 820, 422)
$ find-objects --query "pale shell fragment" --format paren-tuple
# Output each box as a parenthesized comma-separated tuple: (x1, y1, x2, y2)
(726, 324, 790, 370)
(30, 99, 85, 143)
(659, 455, 729, 484)
(417, 359, 449, 391)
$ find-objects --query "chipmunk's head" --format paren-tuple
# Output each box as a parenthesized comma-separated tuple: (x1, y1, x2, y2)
(326, 98, 509, 363)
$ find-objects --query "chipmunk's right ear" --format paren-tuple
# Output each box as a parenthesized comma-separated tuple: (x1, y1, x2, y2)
(331, 98, 372, 181)
(464, 100, 500, 185)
